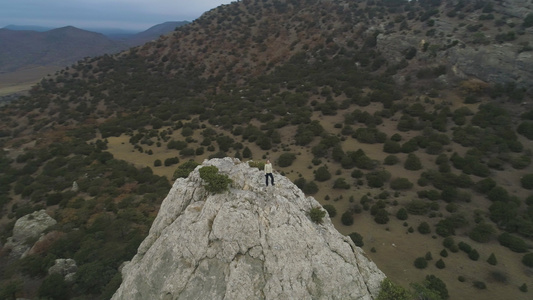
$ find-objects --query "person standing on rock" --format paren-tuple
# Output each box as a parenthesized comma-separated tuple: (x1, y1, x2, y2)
(265, 159, 274, 186)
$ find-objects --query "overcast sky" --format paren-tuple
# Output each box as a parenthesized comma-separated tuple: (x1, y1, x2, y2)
(0, 0, 236, 31)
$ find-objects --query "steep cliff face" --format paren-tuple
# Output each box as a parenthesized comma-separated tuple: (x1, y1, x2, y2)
(112, 158, 385, 300)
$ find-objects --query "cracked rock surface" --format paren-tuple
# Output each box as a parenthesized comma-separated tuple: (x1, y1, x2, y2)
(112, 158, 385, 300)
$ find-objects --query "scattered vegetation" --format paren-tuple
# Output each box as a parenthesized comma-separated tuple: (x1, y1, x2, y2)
(199, 166, 232, 194)
(0, 0, 532, 299)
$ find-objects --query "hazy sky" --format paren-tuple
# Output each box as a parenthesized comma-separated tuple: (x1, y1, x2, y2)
(0, 0, 236, 31)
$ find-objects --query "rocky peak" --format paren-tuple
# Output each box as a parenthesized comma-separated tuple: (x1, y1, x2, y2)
(112, 158, 385, 300)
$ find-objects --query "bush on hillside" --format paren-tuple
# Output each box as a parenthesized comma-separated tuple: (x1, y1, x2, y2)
(384, 155, 399, 165)
(173, 160, 200, 180)
(333, 178, 351, 189)
(366, 170, 391, 188)
(164, 157, 180, 166)
(414, 257, 428, 269)
(341, 211, 354, 226)
(406, 199, 429, 215)
(374, 209, 389, 224)
(521, 174, 533, 189)
(314, 166, 332, 182)
(383, 140, 401, 153)
(469, 223, 495, 243)
(390, 177, 413, 190)
(487, 253, 498, 265)
(458, 241, 472, 253)
(309, 207, 326, 224)
(376, 279, 412, 300)
(377, 278, 412, 300)
(435, 259, 445, 269)
(498, 233, 528, 253)
(199, 166, 232, 194)
(468, 249, 480, 261)
(522, 253, 533, 267)
(349, 232, 364, 247)
(277, 153, 296, 167)
(323, 204, 337, 218)
(302, 181, 319, 194)
(396, 207, 408, 220)
(418, 222, 431, 234)
(404, 153, 422, 170)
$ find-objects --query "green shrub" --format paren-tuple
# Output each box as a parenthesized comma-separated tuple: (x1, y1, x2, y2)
(179, 147, 195, 157)
(173, 160, 200, 180)
(314, 166, 331, 182)
(154, 159, 162, 167)
(38, 273, 68, 300)
(277, 153, 296, 167)
(414, 257, 428, 269)
(167, 140, 187, 150)
(309, 207, 326, 224)
(498, 233, 528, 253)
(366, 170, 391, 188)
(341, 211, 354, 226)
(458, 241, 472, 254)
(487, 253, 497, 265)
(323, 204, 337, 218)
(164, 157, 179, 166)
(435, 259, 445, 269)
(333, 178, 351, 189)
(424, 275, 449, 299)
(522, 253, 533, 267)
(396, 208, 408, 220)
(350, 169, 364, 178)
(302, 181, 319, 194)
(384, 155, 399, 165)
(349, 232, 364, 247)
(242, 146, 252, 158)
(376, 278, 412, 300)
(383, 140, 401, 153)
(248, 160, 265, 170)
(521, 174, 533, 189)
(404, 153, 422, 170)
(474, 178, 496, 193)
(390, 177, 413, 190)
(524, 13, 533, 27)
(199, 166, 232, 194)
(440, 249, 448, 257)
(468, 249, 480, 261)
(418, 222, 431, 234)
(374, 209, 389, 224)
(406, 199, 429, 215)
(469, 223, 495, 243)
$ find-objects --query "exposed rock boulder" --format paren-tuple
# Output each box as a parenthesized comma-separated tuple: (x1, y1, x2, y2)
(4, 210, 57, 259)
(112, 158, 385, 300)
(48, 258, 78, 283)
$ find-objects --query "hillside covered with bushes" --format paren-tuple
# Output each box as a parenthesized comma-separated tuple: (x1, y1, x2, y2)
(0, 0, 532, 299)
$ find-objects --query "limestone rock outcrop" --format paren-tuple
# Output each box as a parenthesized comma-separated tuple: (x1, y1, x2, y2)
(4, 209, 57, 259)
(48, 258, 78, 283)
(112, 158, 385, 300)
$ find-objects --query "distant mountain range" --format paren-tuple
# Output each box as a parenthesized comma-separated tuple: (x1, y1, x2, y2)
(0, 21, 189, 74)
